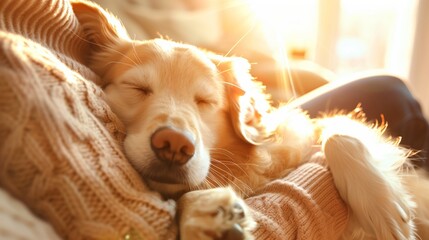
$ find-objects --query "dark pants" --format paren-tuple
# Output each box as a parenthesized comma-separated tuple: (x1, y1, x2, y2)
(297, 75, 429, 170)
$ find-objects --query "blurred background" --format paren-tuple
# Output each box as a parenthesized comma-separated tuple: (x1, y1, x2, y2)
(93, 0, 429, 118)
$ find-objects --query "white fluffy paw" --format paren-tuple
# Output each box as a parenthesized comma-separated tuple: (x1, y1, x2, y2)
(177, 187, 255, 240)
(323, 134, 416, 239)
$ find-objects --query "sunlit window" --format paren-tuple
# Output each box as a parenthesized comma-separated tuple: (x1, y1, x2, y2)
(247, 0, 418, 78)
(335, 0, 418, 76)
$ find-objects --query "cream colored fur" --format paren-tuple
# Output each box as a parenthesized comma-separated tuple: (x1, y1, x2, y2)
(72, 1, 429, 239)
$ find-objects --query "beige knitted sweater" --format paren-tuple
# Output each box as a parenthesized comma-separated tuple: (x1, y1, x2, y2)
(0, 0, 348, 239)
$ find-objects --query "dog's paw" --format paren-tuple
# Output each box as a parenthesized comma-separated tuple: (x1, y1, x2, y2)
(323, 134, 416, 239)
(177, 187, 255, 240)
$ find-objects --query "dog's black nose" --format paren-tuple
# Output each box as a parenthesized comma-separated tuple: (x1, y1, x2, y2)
(150, 127, 195, 165)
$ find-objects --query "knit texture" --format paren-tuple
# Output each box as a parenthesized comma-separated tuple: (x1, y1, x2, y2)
(0, 0, 348, 239)
(247, 163, 349, 239)
(0, 0, 177, 239)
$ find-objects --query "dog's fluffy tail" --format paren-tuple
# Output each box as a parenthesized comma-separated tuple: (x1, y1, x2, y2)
(320, 116, 417, 239)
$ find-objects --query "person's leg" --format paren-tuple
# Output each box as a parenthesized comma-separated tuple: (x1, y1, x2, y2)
(297, 75, 429, 170)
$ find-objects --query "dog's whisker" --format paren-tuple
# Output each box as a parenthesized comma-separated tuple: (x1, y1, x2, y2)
(212, 159, 252, 185)
(217, 160, 264, 168)
(210, 148, 266, 168)
(214, 161, 252, 193)
(210, 147, 235, 158)
(211, 159, 235, 176)
(209, 162, 252, 195)
(203, 178, 217, 189)
(206, 175, 226, 189)
(198, 173, 223, 191)
(211, 153, 265, 168)
(208, 167, 245, 194)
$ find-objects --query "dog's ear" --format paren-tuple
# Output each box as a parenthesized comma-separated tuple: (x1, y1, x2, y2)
(71, 0, 130, 48)
(71, 0, 131, 76)
(210, 54, 274, 145)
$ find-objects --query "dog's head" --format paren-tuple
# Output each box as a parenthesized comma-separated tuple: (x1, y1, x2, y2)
(73, 0, 274, 197)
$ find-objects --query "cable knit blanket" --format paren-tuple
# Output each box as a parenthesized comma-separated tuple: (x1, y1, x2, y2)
(0, 0, 177, 239)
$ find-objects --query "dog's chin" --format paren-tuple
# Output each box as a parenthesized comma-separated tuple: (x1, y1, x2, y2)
(146, 179, 191, 199)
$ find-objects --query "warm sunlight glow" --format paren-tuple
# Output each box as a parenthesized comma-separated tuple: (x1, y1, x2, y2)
(246, 0, 318, 100)
(246, 0, 417, 81)
(247, 0, 317, 50)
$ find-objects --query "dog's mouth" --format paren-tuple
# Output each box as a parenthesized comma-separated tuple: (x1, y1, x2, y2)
(147, 173, 187, 184)
(138, 144, 211, 198)
(146, 179, 190, 199)
(143, 166, 198, 198)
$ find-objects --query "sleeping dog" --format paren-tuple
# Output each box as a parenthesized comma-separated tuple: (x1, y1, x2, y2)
(73, 1, 429, 239)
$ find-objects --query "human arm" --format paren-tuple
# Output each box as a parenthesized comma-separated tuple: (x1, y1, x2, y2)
(247, 162, 349, 239)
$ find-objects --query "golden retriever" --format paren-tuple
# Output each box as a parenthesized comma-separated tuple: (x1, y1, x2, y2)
(72, 1, 429, 239)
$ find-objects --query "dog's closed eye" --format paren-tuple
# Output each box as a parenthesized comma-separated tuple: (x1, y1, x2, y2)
(121, 81, 153, 96)
(195, 96, 218, 108)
